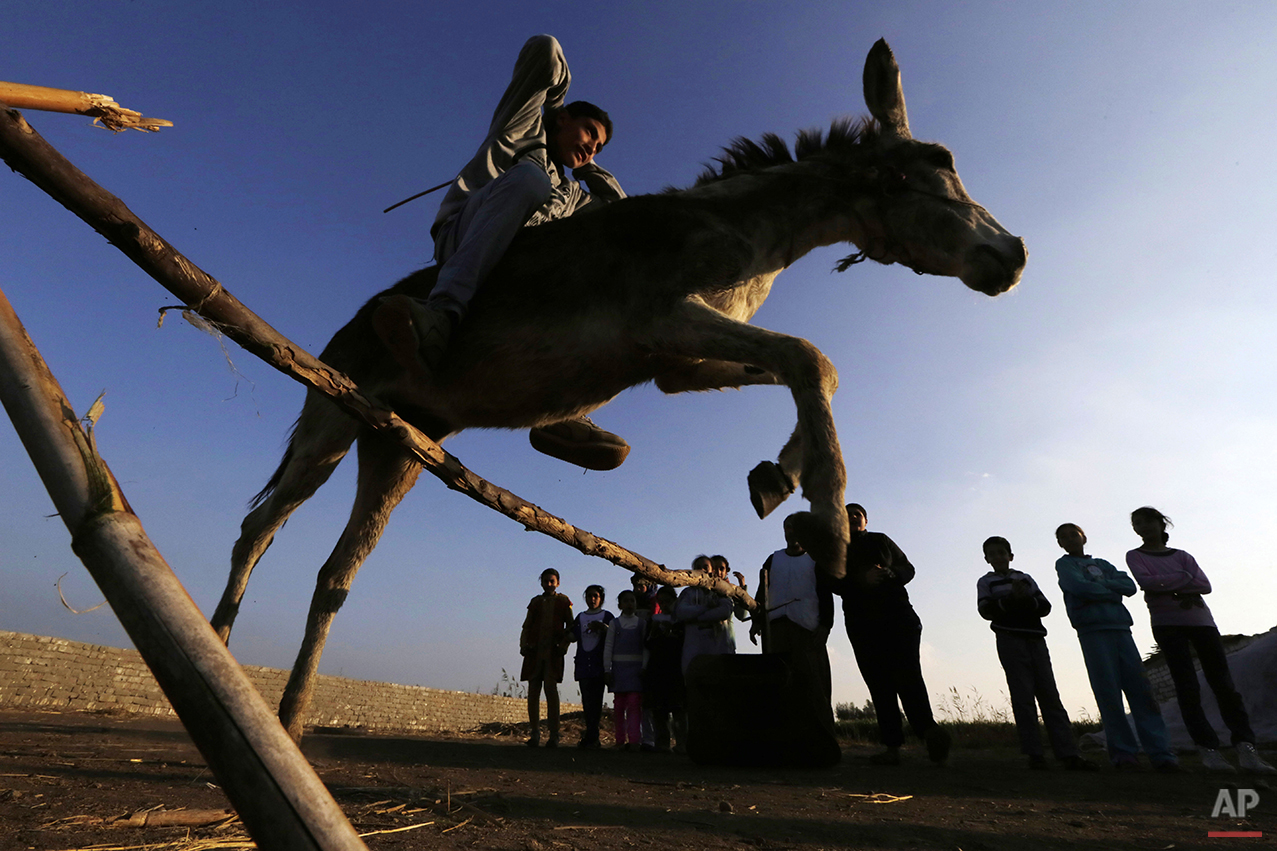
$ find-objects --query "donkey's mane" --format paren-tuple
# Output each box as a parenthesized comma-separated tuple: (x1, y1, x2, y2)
(693, 117, 879, 187)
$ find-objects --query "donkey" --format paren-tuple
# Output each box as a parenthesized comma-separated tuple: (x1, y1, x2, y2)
(211, 39, 1026, 741)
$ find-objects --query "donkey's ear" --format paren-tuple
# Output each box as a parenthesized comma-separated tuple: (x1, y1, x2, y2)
(863, 38, 911, 145)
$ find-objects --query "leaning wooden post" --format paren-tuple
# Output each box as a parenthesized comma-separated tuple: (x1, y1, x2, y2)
(0, 287, 367, 851)
(0, 103, 754, 608)
(0, 82, 172, 131)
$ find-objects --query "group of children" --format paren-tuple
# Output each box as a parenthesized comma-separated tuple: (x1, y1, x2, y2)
(978, 506, 1275, 774)
(518, 556, 745, 751)
(518, 504, 1274, 773)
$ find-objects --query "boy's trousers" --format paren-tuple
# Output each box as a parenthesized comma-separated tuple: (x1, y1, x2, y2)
(1077, 629, 1173, 764)
(995, 632, 1078, 759)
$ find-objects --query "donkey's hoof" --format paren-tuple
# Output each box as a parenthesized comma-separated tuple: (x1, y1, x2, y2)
(748, 461, 795, 519)
(786, 511, 847, 580)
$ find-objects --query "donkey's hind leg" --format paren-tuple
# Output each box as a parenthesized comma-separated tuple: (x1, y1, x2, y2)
(211, 395, 360, 643)
(278, 432, 422, 742)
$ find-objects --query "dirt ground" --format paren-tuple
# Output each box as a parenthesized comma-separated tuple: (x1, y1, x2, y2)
(0, 708, 1271, 851)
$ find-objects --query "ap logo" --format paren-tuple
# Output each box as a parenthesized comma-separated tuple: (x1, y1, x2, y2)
(1213, 788, 1260, 819)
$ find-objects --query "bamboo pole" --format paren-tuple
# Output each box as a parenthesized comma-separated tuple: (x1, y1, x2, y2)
(0, 82, 172, 132)
(0, 287, 367, 851)
(0, 103, 754, 606)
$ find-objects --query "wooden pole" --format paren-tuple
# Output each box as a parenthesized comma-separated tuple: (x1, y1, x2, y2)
(0, 82, 172, 132)
(0, 103, 754, 607)
(0, 287, 367, 851)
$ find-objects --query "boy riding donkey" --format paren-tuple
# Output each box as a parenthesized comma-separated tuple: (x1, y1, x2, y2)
(374, 34, 630, 470)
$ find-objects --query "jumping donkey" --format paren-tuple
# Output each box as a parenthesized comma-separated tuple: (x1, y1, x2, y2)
(211, 40, 1027, 741)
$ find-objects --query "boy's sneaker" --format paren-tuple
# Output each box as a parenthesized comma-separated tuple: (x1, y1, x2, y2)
(529, 416, 631, 471)
(1238, 742, 1277, 774)
(925, 726, 952, 765)
(1063, 755, 1100, 772)
(1199, 746, 1236, 773)
(372, 295, 456, 381)
(1028, 755, 1049, 770)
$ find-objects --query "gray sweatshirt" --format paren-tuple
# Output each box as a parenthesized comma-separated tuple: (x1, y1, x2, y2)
(431, 34, 625, 238)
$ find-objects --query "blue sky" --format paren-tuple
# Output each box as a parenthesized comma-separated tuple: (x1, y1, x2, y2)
(4, 1, 1276, 721)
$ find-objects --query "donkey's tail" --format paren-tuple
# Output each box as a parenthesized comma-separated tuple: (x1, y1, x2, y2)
(248, 420, 299, 509)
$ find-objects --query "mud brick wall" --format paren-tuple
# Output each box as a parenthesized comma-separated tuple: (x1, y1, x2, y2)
(1144, 662, 1176, 704)
(0, 631, 576, 733)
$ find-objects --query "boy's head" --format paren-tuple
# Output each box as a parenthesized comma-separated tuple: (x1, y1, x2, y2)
(1055, 523, 1087, 555)
(691, 554, 712, 573)
(846, 503, 867, 533)
(539, 568, 560, 594)
(631, 574, 654, 595)
(547, 101, 611, 168)
(656, 586, 678, 610)
(982, 536, 1014, 571)
(782, 514, 806, 553)
(709, 555, 729, 579)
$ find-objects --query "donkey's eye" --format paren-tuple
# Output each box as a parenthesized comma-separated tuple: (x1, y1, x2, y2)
(929, 148, 955, 170)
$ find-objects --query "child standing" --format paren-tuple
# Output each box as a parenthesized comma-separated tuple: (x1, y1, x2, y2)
(519, 568, 574, 748)
(571, 584, 613, 750)
(676, 555, 736, 672)
(604, 589, 647, 750)
(977, 536, 1095, 771)
(1126, 507, 1276, 774)
(644, 586, 687, 753)
(1054, 524, 1178, 771)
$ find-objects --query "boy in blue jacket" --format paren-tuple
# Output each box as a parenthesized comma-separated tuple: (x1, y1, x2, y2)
(1054, 524, 1178, 771)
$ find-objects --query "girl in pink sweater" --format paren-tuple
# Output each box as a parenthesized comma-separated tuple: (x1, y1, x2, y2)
(1127, 507, 1274, 774)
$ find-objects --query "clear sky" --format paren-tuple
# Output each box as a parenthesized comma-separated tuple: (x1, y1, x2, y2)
(4, 1, 1276, 722)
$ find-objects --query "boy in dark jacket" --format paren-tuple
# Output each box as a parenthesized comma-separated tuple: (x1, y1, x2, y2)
(977, 536, 1094, 770)
(837, 503, 949, 765)
(644, 586, 687, 753)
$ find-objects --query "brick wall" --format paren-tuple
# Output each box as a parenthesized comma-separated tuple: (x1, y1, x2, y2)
(0, 630, 578, 733)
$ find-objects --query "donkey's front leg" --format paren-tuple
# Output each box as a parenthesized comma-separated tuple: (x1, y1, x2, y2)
(654, 358, 780, 394)
(650, 300, 848, 577)
(747, 426, 802, 520)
